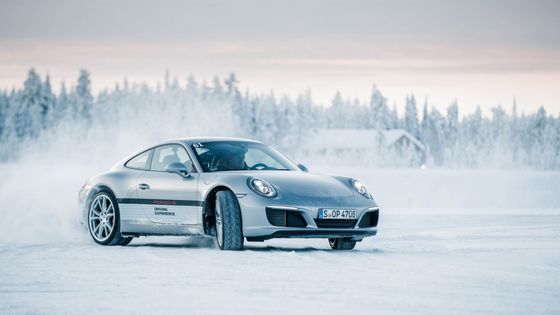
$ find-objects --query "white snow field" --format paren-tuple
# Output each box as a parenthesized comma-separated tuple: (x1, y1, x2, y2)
(1, 164, 560, 314)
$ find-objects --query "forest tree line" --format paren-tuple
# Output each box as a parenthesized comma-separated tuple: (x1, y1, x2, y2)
(0, 69, 559, 169)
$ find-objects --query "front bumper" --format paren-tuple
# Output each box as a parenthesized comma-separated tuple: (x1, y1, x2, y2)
(246, 229, 377, 241)
(238, 194, 379, 241)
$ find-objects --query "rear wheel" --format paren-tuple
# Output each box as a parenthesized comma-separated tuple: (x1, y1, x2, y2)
(88, 191, 128, 246)
(328, 238, 356, 250)
(215, 190, 244, 250)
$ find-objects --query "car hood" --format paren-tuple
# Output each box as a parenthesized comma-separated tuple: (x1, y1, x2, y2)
(230, 171, 356, 198)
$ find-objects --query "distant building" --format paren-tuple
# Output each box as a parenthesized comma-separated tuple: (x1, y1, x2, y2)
(304, 128, 426, 167)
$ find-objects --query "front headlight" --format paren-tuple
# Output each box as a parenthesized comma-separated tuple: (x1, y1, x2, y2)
(350, 179, 372, 199)
(248, 178, 277, 198)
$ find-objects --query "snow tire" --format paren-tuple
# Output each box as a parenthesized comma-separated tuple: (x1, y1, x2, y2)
(329, 238, 356, 250)
(215, 190, 244, 250)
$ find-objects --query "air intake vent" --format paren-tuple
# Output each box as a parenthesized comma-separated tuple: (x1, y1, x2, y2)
(266, 208, 286, 226)
(358, 210, 379, 228)
(266, 208, 307, 228)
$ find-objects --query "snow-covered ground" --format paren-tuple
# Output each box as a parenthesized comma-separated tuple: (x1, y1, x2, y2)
(1, 164, 559, 314)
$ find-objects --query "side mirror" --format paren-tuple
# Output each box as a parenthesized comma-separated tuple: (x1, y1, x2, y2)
(297, 164, 309, 172)
(165, 162, 190, 178)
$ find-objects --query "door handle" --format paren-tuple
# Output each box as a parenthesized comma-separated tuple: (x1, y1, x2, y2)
(138, 183, 150, 190)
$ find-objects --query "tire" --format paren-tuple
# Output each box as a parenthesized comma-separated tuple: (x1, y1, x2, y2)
(329, 238, 356, 250)
(119, 237, 133, 246)
(87, 191, 127, 246)
(215, 190, 244, 250)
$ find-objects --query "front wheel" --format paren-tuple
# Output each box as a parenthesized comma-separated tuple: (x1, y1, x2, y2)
(215, 190, 244, 250)
(88, 191, 129, 246)
(329, 238, 356, 250)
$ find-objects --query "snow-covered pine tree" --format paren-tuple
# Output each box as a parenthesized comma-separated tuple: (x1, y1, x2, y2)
(420, 99, 429, 141)
(275, 96, 298, 154)
(369, 85, 390, 130)
(351, 98, 370, 129)
(15, 69, 43, 139)
(40, 75, 55, 130)
(425, 107, 446, 166)
(509, 98, 530, 166)
(0, 91, 7, 141)
(460, 106, 486, 167)
(444, 101, 459, 166)
(539, 110, 558, 169)
(224, 73, 248, 138)
(74, 69, 93, 122)
(212, 76, 224, 98)
(488, 105, 513, 167)
(328, 92, 345, 129)
(389, 104, 400, 129)
(553, 115, 560, 169)
(56, 83, 69, 121)
(2, 89, 19, 146)
(527, 106, 549, 168)
(252, 93, 278, 144)
(296, 90, 314, 131)
(224, 73, 238, 95)
(446, 101, 459, 144)
(404, 95, 420, 138)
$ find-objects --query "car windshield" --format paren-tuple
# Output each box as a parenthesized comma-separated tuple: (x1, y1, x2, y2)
(191, 141, 299, 172)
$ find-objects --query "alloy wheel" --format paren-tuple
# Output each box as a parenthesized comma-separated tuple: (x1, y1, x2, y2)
(88, 194, 115, 242)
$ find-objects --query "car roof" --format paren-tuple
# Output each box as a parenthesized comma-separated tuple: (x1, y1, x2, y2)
(163, 137, 263, 146)
(111, 137, 264, 171)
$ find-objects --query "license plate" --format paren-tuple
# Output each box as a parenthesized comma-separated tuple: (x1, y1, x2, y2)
(318, 209, 357, 219)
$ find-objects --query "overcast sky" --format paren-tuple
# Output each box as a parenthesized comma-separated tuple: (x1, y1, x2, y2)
(1, 0, 559, 115)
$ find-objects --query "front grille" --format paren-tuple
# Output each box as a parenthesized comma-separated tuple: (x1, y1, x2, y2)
(358, 210, 379, 228)
(266, 208, 307, 228)
(314, 219, 357, 229)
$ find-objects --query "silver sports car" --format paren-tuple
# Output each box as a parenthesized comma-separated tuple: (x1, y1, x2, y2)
(78, 138, 379, 250)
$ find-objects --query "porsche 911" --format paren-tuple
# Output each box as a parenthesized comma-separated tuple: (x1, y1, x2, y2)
(78, 138, 379, 250)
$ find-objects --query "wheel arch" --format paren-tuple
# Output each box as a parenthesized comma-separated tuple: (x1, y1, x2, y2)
(87, 184, 118, 205)
(83, 184, 119, 223)
(202, 185, 236, 235)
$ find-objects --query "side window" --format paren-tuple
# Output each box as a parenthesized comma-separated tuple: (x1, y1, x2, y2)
(151, 145, 197, 173)
(176, 146, 197, 173)
(125, 149, 153, 170)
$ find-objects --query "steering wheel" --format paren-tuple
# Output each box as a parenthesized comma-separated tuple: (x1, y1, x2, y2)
(250, 163, 269, 170)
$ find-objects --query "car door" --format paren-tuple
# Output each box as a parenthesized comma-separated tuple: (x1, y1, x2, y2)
(137, 144, 201, 226)
(118, 148, 154, 226)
